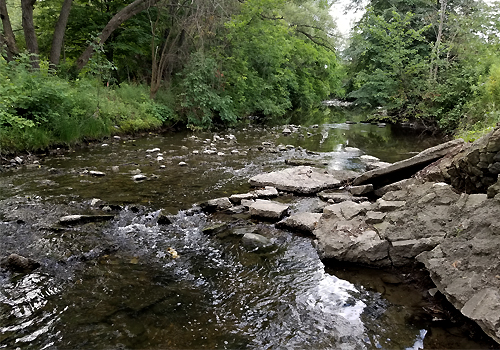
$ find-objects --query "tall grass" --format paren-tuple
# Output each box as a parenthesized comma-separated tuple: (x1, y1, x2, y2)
(0, 55, 177, 155)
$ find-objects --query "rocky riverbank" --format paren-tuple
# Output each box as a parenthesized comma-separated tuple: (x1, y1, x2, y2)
(200, 127, 500, 345)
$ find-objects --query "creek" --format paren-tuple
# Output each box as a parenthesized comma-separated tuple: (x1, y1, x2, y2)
(0, 120, 494, 349)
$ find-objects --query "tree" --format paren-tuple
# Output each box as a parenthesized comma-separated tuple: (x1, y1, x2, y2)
(21, 0, 39, 68)
(75, 0, 160, 70)
(49, 0, 73, 67)
(0, 0, 19, 60)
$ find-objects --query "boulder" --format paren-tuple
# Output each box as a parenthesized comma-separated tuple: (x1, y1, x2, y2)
(417, 199, 500, 344)
(249, 199, 289, 220)
(276, 212, 322, 233)
(249, 166, 341, 194)
(353, 139, 465, 188)
(313, 216, 391, 266)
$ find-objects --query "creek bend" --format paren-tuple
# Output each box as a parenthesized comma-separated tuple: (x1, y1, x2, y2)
(0, 122, 494, 349)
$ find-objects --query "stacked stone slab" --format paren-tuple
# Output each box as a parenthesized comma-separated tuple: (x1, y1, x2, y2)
(444, 127, 500, 194)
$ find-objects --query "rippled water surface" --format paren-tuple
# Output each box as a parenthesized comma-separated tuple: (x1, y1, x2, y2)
(0, 122, 495, 349)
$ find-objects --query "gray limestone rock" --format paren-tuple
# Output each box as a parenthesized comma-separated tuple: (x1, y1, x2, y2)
(249, 199, 289, 220)
(276, 212, 322, 233)
(353, 139, 464, 188)
(249, 166, 341, 194)
(349, 184, 374, 196)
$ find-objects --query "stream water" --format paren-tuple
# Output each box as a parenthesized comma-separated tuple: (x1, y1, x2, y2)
(0, 121, 496, 349)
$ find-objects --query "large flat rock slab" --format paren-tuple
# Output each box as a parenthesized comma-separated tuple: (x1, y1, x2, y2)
(353, 139, 464, 188)
(249, 166, 341, 194)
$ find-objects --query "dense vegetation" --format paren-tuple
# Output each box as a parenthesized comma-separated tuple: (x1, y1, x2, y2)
(0, 0, 342, 153)
(344, 0, 500, 138)
(0, 0, 499, 154)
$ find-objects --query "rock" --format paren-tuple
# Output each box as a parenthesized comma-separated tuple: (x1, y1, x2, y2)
(241, 233, 276, 252)
(285, 159, 321, 167)
(249, 199, 289, 220)
(349, 184, 374, 196)
(229, 192, 256, 204)
(314, 217, 391, 266)
(360, 155, 380, 163)
(157, 210, 174, 225)
(59, 214, 115, 225)
(460, 288, 500, 344)
(111, 166, 120, 172)
(377, 199, 406, 211)
(249, 166, 341, 194)
(1, 254, 40, 273)
(89, 170, 106, 177)
(202, 197, 233, 212)
(416, 198, 500, 344)
(317, 191, 369, 204)
(374, 179, 416, 197)
(487, 175, 500, 198)
(366, 161, 392, 171)
(365, 211, 386, 224)
(132, 174, 147, 181)
(323, 201, 368, 220)
(146, 148, 161, 153)
(202, 222, 228, 235)
(14, 156, 23, 164)
(353, 139, 465, 188)
(282, 128, 292, 135)
(276, 212, 322, 233)
(252, 186, 279, 198)
(178, 161, 188, 166)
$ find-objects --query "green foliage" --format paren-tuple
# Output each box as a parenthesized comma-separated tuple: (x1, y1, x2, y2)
(348, 9, 430, 116)
(222, 0, 343, 124)
(0, 55, 174, 153)
(177, 52, 237, 128)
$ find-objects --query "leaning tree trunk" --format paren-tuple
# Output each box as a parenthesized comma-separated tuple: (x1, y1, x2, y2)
(0, 0, 19, 60)
(76, 0, 160, 70)
(49, 0, 73, 68)
(21, 0, 39, 69)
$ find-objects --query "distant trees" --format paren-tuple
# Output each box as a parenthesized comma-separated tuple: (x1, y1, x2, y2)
(345, 0, 500, 132)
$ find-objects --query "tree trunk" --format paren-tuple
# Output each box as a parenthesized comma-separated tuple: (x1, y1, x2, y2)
(0, 0, 19, 59)
(429, 0, 447, 81)
(76, 0, 160, 70)
(49, 0, 73, 68)
(21, 0, 39, 69)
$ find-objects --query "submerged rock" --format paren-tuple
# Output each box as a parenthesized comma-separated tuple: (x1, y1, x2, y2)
(241, 232, 276, 252)
(1, 254, 40, 273)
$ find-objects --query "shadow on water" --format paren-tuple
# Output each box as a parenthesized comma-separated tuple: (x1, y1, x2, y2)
(0, 114, 496, 349)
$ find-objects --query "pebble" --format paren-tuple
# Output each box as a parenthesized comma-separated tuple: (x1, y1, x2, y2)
(146, 148, 161, 153)
(132, 174, 147, 181)
(179, 162, 188, 166)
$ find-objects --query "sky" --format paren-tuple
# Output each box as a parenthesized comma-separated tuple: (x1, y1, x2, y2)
(330, 0, 366, 37)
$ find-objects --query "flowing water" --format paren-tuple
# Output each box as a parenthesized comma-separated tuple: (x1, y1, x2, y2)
(0, 121, 495, 349)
